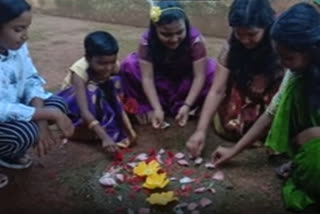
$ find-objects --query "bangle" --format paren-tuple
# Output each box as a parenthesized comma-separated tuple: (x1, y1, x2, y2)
(88, 120, 99, 129)
(183, 102, 192, 108)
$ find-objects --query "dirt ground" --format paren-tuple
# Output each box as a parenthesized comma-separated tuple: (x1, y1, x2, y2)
(0, 14, 318, 214)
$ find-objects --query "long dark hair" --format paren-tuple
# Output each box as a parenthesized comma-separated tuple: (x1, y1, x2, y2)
(148, 0, 191, 65)
(0, 0, 31, 28)
(227, 0, 281, 91)
(271, 3, 320, 113)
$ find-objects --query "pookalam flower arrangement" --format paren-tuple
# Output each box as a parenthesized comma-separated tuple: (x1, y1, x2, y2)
(98, 148, 226, 213)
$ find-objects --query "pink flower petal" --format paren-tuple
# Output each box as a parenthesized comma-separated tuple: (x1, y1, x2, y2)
(116, 174, 124, 182)
(194, 187, 207, 193)
(212, 170, 225, 181)
(138, 208, 150, 214)
(175, 152, 185, 159)
(156, 155, 163, 164)
(177, 159, 189, 166)
(209, 188, 216, 194)
(188, 202, 198, 211)
(194, 157, 203, 165)
(200, 197, 213, 208)
(127, 162, 138, 168)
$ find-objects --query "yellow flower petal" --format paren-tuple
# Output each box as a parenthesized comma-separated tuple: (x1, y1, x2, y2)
(143, 173, 170, 190)
(133, 160, 160, 177)
(146, 191, 178, 205)
(150, 6, 162, 23)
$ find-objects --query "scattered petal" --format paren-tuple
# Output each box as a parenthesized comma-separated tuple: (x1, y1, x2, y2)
(161, 121, 171, 129)
(114, 151, 124, 162)
(194, 187, 207, 193)
(205, 162, 215, 169)
(179, 177, 194, 184)
(209, 188, 216, 194)
(138, 208, 150, 214)
(158, 149, 165, 155)
(194, 157, 203, 165)
(136, 153, 148, 161)
(177, 159, 189, 166)
(175, 152, 185, 159)
(146, 191, 178, 205)
(127, 162, 138, 168)
(188, 202, 198, 211)
(99, 175, 117, 187)
(170, 177, 177, 181)
(156, 155, 163, 164)
(62, 138, 68, 145)
(199, 197, 212, 208)
(117, 195, 122, 201)
(116, 174, 125, 182)
(175, 202, 188, 209)
(212, 170, 225, 181)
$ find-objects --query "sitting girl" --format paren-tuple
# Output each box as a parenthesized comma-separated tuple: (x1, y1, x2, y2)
(212, 3, 320, 211)
(0, 0, 74, 186)
(58, 31, 136, 153)
(120, 0, 216, 128)
(186, 0, 284, 157)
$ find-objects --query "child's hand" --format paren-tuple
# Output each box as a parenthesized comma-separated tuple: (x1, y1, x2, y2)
(102, 140, 118, 153)
(186, 130, 205, 158)
(152, 109, 164, 129)
(54, 110, 75, 138)
(36, 123, 56, 157)
(129, 130, 137, 143)
(175, 105, 190, 127)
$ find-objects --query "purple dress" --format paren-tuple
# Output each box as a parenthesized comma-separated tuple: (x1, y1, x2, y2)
(57, 76, 130, 147)
(120, 27, 216, 116)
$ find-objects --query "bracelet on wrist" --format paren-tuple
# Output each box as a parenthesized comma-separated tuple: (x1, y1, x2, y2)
(88, 120, 99, 130)
(183, 102, 192, 108)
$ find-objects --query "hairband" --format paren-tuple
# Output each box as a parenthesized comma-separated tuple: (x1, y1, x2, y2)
(150, 6, 185, 23)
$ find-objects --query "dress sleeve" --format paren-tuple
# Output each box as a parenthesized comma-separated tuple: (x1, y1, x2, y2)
(138, 35, 152, 62)
(21, 43, 52, 104)
(0, 102, 35, 122)
(266, 70, 294, 116)
(191, 35, 207, 61)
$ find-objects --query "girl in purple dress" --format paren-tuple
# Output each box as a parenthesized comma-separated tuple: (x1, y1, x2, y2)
(58, 31, 136, 153)
(120, 0, 216, 128)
